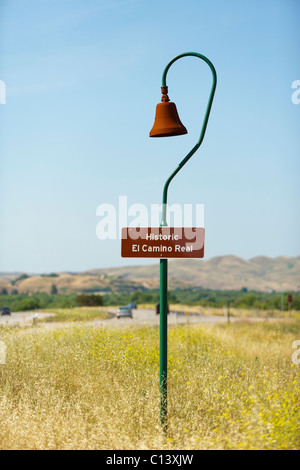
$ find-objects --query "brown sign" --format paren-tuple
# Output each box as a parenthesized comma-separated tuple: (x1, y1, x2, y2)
(121, 227, 205, 259)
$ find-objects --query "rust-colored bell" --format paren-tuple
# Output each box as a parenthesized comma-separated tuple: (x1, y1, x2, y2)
(149, 86, 188, 137)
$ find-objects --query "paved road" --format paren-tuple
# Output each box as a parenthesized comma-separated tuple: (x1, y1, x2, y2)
(97, 308, 235, 329)
(98, 308, 277, 329)
(0, 308, 271, 329)
(0, 311, 54, 327)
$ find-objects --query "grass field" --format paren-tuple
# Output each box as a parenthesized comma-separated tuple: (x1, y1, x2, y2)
(0, 317, 299, 450)
(140, 303, 299, 319)
(40, 307, 112, 323)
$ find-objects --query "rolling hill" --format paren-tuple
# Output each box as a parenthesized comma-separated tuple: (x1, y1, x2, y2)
(0, 255, 299, 294)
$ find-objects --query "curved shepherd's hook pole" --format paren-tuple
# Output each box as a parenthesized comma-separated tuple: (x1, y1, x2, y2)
(159, 52, 217, 433)
(160, 52, 217, 226)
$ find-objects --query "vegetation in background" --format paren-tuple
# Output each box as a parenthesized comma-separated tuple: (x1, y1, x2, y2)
(41, 308, 111, 323)
(172, 288, 300, 310)
(41, 273, 59, 278)
(0, 289, 299, 312)
(0, 292, 77, 311)
(50, 284, 58, 295)
(76, 294, 103, 307)
(105, 288, 300, 311)
(12, 274, 30, 284)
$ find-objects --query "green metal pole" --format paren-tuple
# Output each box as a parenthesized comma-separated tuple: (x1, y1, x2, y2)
(158, 52, 217, 434)
(160, 257, 168, 431)
(161, 52, 217, 215)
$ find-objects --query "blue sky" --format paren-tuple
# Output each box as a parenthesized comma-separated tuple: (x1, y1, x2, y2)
(0, 0, 299, 273)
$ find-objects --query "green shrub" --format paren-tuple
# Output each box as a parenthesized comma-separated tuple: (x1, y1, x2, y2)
(15, 298, 40, 311)
(76, 294, 103, 307)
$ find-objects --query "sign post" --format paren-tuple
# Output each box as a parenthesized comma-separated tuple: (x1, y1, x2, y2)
(288, 294, 293, 316)
(122, 52, 217, 434)
(122, 225, 205, 430)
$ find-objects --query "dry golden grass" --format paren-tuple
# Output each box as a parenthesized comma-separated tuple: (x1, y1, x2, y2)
(0, 319, 299, 450)
(40, 307, 112, 323)
(142, 303, 298, 319)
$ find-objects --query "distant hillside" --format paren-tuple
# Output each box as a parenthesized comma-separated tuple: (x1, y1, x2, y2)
(0, 255, 299, 294)
(85, 255, 300, 292)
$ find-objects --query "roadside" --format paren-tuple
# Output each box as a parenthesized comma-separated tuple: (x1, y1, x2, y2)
(0, 311, 54, 327)
(0, 306, 292, 330)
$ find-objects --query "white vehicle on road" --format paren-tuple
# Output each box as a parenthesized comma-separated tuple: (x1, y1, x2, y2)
(116, 306, 132, 319)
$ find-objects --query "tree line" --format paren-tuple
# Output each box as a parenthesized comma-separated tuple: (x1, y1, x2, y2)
(0, 288, 299, 312)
